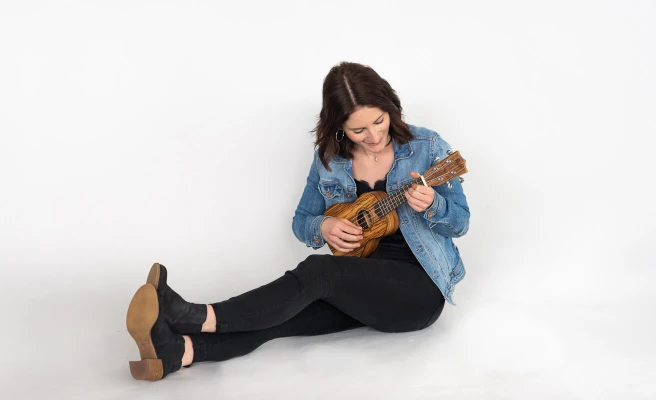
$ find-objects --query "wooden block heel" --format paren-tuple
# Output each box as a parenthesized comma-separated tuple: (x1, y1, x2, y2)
(129, 359, 164, 381)
(126, 284, 159, 379)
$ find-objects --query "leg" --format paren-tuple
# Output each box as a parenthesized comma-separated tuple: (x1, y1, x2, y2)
(188, 300, 364, 363)
(211, 254, 445, 334)
(181, 335, 193, 366)
(128, 257, 444, 379)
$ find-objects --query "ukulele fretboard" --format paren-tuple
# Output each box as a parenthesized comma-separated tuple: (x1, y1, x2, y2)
(372, 178, 422, 218)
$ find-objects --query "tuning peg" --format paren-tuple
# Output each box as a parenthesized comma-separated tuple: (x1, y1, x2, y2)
(447, 182, 452, 189)
(446, 150, 453, 155)
(459, 177, 465, 183)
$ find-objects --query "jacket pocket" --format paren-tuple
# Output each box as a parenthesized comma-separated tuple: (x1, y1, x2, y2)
(318, 180, 344, 199)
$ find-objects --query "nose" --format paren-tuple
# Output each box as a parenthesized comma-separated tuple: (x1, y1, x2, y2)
(368, 129, 382, 142)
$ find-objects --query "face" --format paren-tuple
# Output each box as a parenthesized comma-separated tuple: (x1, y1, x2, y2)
(342, 106, 391, 154)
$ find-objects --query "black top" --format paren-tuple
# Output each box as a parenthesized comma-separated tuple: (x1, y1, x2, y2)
(354, 177, 421, 265)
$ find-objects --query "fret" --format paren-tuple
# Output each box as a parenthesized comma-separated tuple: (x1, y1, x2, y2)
(369, 178, 422, 219)
(373, 202, 382, 217)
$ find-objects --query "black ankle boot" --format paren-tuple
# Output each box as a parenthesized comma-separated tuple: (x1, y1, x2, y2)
(126, 284, 186, 381)
(146, 263, 208, 334)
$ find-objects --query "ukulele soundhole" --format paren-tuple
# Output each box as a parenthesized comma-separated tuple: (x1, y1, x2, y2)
(356, 209, 373, 229)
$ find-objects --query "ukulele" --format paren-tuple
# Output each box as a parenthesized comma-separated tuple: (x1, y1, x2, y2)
(324, 150, 468, 257)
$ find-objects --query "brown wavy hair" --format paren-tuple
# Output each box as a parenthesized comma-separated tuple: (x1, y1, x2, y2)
(311, 61, 413, 170)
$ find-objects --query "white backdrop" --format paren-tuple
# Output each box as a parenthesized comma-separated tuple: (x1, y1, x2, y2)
(1, 1, 654, 399)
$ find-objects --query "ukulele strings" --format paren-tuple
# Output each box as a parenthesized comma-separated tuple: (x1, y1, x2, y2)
(347, 165, 455, 228)
(348, 180, 416, 227)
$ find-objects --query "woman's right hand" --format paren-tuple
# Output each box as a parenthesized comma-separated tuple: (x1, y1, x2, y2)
(320, 217, 364, 253)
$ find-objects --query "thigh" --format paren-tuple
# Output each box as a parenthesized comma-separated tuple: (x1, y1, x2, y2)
(290, 254, 445, 333)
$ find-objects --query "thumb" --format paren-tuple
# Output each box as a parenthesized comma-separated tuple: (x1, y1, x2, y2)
(409, 171, 420, 178)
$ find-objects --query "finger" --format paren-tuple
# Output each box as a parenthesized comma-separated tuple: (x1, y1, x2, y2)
(405, 192, 417, 209)
(414, 191, 431, 203)
(332, 242, 352, 253)
(405, 193, 425, 212)
(348, 220, 363, 231)
(341, 221, 363, 234)
(410, 186, 431, 202)
(340, 232, 363, 242)
(339, 235, 361, 248)
(408, 200, 422, 212)
(327, 237, 348, 252)
(331, 235, 361, 250)
(410, 184, 429, 198)
(332, 242, 352, 252)
(411, 183, 427, 195)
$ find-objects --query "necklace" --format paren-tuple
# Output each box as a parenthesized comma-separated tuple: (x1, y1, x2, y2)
(362, 135, 391, 163)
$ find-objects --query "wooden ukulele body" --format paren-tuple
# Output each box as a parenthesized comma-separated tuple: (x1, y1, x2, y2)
(324, 191, 399, 258)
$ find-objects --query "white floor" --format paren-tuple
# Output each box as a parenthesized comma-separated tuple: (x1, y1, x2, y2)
(2, 260, 654, 400)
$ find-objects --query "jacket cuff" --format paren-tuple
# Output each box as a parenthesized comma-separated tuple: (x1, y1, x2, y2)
(306, 215, 330, 249)
(422, 192, 444, 229)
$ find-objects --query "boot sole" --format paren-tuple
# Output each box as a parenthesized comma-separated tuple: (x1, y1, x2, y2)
(126, 284, 164, 381)
(146, 263, 161, 290)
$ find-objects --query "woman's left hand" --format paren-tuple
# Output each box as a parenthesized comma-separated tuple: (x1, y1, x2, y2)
(405, 171, 435, 213)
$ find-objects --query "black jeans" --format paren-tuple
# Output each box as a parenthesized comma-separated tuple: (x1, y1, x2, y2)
(189, 254, 445, 363)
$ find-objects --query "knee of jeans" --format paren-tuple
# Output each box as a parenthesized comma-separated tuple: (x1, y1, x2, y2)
(295, 254, 329, 274)
(289, 254, 330, 287)
(303, 254, 328, 265)
(421, 297, 445, 330)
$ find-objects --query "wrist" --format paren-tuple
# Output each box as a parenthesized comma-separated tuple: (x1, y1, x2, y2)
(320, 216, 332, 232)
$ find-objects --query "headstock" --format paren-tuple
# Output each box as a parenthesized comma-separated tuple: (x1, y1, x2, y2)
(423, 150, 468, 187)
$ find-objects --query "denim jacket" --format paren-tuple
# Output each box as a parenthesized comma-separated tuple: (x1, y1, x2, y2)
(292, 124, 470, 305)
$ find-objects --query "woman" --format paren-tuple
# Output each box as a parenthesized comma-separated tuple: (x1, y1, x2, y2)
(126, 62, 470, 381)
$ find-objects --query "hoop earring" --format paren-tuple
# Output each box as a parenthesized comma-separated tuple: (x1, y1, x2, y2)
(335, 130, 345, 142)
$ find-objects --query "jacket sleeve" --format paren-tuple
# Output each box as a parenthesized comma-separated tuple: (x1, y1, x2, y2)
(292, 151, 331, 249)
(421, 137, 470, 238)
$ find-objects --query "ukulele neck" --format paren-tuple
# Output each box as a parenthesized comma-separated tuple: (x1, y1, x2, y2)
(352, 150, 467, 223)
(371, 178, 422, 217)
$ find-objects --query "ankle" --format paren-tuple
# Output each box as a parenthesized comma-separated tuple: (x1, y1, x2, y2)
(201, 305, 216, 333)
(181, 336, 193, 366)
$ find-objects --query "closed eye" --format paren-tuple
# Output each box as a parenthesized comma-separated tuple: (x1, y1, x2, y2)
(353, 117, 384, 134)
